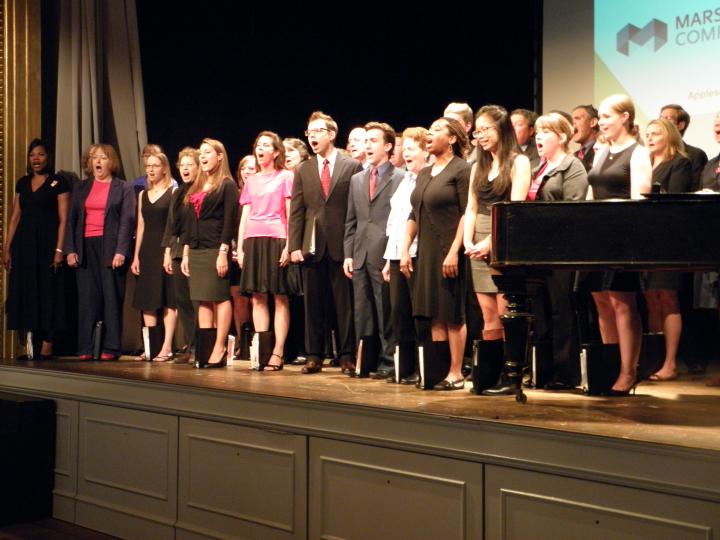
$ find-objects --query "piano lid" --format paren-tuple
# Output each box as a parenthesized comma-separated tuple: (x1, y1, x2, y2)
(490, 199, 720, 270)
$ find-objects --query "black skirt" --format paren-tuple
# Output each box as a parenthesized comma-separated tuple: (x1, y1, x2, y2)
(239, 237, 300, 295)
(188, 248, 231, 302)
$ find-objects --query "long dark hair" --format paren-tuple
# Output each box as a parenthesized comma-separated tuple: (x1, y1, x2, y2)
(473, 105, 519, 198)
(26, 138, 53, 175)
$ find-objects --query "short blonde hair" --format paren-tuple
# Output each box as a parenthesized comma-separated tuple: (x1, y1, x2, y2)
(444, 102, 473, 126)
(402, 127, 429, 151)
(535, 113, 574, 151)
(85, 144, 121, 177)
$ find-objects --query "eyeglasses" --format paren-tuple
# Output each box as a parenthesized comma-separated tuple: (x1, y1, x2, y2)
(472, 126, 496, 138)
(304, 128, 330, 137)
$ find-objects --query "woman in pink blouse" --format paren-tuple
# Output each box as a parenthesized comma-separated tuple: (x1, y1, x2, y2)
(237, 131, 295, 370)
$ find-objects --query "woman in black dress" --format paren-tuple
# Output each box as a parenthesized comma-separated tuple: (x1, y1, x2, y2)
(3, 139, 70, 359)
(643, 119, 692, 381)
(162, 147, 199, 362)
(131, 151, 177, 361)
(181, 138, 238, 368)
(587, 94, 652, 395)
(228, 155, 255, 359)
(400, 117, 471, 390)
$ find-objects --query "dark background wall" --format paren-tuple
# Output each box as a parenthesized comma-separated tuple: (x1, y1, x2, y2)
(44, 1, 542, 177)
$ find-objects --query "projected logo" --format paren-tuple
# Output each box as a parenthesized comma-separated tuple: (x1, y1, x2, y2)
(616, 18, 668, 55)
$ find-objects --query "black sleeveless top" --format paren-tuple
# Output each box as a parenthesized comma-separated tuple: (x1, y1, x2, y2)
(587, 142, 637, 200)
(477, 175, 510, 215)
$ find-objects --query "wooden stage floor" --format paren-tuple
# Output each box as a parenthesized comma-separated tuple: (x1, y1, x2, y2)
(3, 356, 720, 453)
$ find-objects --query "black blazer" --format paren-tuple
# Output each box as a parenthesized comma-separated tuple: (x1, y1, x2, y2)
(64, 177, 136, 267)
(574, 144, 596, 172)
(182, 178, 239, 249)
(652, 155, 692, 193)
(288, 152, 363, 261)
(344, 162, 404, 268)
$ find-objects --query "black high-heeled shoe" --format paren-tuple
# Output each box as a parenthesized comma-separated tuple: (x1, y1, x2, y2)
(263, 353, 284, 371)
(604, 381, 638, 397)
(203, 351, 227, 369)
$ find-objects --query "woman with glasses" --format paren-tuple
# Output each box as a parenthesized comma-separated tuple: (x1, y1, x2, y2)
(131, 151, 177, 361)
(463, 105, 531, 395)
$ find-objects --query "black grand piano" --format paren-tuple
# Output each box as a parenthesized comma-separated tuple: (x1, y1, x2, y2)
(489, 195, 720, 402)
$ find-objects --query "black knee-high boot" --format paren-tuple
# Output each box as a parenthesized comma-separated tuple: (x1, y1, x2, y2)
(194, 328, 217, 369)
(471, 339, 504, 394)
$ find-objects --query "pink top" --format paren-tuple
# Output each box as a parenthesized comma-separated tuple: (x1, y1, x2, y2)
(240, 169, 294, 239)
(189, 190, 208, 219)
(84, 180, 111, 237)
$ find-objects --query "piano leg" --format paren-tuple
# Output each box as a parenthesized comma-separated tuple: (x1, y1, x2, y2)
(484, 272, 543, 403)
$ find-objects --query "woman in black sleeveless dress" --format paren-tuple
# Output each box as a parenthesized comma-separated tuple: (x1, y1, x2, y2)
(131, 152, 177, 361)
(587, 94, 652, 395)
(3, 139, 70, 359)
(463, 105, 531, 395)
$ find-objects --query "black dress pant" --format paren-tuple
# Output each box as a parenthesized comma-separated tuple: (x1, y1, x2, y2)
(533, 270, 580, 384)
(301, 254, 354, 359)
(76, 237, 127, 355)
(388, 260, 415, 343)
(172, 258, 196, 348)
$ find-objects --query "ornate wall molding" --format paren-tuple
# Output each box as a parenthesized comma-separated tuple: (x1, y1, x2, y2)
(1, 0, 42, 356)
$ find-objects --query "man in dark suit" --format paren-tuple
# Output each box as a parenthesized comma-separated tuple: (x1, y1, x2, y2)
(289, 111, 363, 374)
(660, 104, 708, 190)
(343, 122, 404, 379)
(511, 108, 540, 169)
(571, 104, 599, 171)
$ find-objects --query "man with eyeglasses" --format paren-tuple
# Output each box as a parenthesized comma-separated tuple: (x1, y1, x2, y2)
(288, 111, 363, 374)
(347, 126, 369, 169)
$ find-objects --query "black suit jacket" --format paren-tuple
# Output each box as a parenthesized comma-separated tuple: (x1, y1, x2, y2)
(288, 152, 363, 261)
(344, 163, 404, 269)
(64, 177, 136, 266)
(700, 154, 720, 191)
(574, 143, 596, 172)
(684, 142, 709, 191)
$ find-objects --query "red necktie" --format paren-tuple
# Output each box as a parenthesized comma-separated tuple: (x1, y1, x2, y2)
(321, 159, 331, 198)
(369, 167, 378, 199)
(578, 146, 586, 160)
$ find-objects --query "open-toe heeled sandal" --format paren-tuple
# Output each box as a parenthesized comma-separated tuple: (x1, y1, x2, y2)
(152, 352, 174, 363)
(264, 353, 284, 371)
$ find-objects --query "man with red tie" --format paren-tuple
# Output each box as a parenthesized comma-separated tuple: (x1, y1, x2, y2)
(343, 122, 405, 379)
(289, 111, 363, 374)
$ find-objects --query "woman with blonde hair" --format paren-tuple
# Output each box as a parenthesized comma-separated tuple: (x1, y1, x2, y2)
(131, 151, 177, 361)
(586, 94, 652, 395)
(181, 138, 239, 368)
(643, 118, 692, 381)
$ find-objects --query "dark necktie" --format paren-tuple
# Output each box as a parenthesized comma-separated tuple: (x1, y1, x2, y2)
(369, 167, 378, 199)
(321, 159, 331, 198)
